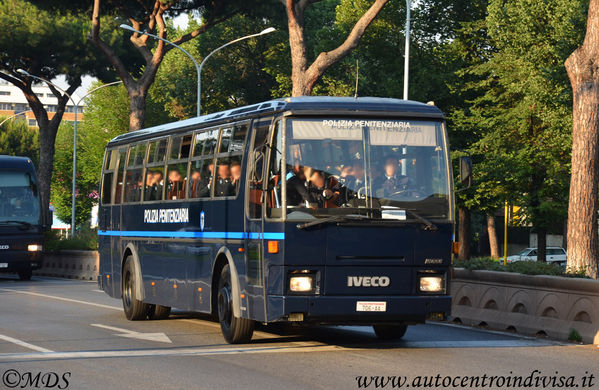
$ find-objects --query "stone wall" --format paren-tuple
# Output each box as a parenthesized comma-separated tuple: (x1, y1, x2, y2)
(451, 268, 599, 345)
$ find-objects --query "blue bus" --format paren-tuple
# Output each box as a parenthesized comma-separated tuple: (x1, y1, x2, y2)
(0, 155, 44, 280)
(98, 97, 456, 343)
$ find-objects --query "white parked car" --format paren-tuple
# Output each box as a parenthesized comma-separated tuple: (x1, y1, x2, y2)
(506, 247, 567, 266)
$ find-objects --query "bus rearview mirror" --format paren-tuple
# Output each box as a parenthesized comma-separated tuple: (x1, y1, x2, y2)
(459, 156, 472, 188)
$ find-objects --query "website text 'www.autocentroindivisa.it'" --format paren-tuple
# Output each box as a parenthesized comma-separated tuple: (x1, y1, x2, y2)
(355, 370, 596, 389)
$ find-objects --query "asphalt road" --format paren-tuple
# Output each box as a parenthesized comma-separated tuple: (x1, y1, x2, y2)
(0, 275, 597, 390)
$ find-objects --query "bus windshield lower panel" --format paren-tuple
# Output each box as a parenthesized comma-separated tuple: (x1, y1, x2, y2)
(284, 118, 451, 222)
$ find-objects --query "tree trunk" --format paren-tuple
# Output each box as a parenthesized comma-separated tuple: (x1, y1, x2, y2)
(536, 227, 547, 262)
(37, 123, 58, 227)
(284, 0, 389, 96)
(487, 213, 499, 259)
(129, 91, 147, 131)
(564, 0, 599, 278)
(458, 207, 471, 260)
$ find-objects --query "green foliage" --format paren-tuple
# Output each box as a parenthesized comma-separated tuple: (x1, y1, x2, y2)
(0, 118, 39, 167)
(453, 258, 589, 278)
(568, 328, 582, 343)
(44, 228, 98, 252)
(450, 0, 587, 233)
(48, 81, 171, 226)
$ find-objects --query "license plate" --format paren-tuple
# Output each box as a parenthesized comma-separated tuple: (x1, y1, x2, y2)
(0, 263, 8, 268)
(356, 301, 387, 312)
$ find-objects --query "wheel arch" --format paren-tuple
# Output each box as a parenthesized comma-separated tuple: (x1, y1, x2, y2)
(211, 246, 242, 318)
(122, 243, 145, 301)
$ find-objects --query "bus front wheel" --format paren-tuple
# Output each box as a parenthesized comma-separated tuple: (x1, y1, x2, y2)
(18, 269, 32, 281)
(122, 256, 149, 321)
(148, 304, 171, 320)
(217, 264, 254, 344)
(373, 324, 408, 340)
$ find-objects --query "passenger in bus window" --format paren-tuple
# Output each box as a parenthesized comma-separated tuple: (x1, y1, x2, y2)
(215, 163, 234, 197)
(376, 156, 415, 198)
(167, 168, 185, 200)
(230, 161, 242, 193)
(286, 164, 314, 206)
(145, 171, 163, 201)
(190, 169, 210, 198)
(307, 170, 345, 207)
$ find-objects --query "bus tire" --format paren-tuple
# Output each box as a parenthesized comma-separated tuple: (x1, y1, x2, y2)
(148, 304, 171, 320)
(373, 324, 408, 340)
(122, 256, 148, 321)
(217, 264, 254, 344)
(18, 269, 32, 281)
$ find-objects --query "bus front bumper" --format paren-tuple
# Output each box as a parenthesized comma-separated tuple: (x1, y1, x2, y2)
(266, 295, 451, 324)
(0, 251, 43, 272)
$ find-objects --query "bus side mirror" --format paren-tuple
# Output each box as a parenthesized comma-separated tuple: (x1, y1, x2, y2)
(459, 156, 472, 188)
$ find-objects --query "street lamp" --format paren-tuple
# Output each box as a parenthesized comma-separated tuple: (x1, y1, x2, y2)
(0, 109, 33, 127)
(119, 24, 275, 116)
(120, 24, 202, 117)
(17, 69, 121, 236)
(198, 27, 275, 115)
(403, 0, 411, 100)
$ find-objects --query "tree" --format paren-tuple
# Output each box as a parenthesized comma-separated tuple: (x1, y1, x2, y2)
(89, 0, 243, 130)
(565, 0, 599, 278)
(50, 82, 169, 225)
(152, 14, 283, 118)
(451, 0, 584, 261)
(282, 0, 389, 96)
(0, 0, 111, 226)
(0, 118, 39, 167)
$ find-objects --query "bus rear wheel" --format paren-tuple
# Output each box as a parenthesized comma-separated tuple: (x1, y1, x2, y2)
(217, 264, 254, 344)
(122, 256, 149, 321)
(148, 304, 171, 320)
(373, 324, 408, 340)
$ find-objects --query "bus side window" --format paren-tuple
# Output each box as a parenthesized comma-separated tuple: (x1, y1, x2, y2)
(189, 159, 212, 199)
(166, 163, 188, 200)
(113, 149, 127, 205)
(247, 120, 271, 219)
(124, 143, 146, 203)
(101, 172, 113, 205)
(266, 123, 283, 218)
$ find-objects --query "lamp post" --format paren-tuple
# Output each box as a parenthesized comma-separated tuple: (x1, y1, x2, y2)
(120, 24, 275, 116)
(403, 0, 411, 100)
(0, 109, 33, 127)
(120, 24, 202, 117)
(17, 69, 121, 236)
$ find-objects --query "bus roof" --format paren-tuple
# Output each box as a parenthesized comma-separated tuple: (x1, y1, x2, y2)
(107, 96, 445, 147)
(0, 155, 36, 172)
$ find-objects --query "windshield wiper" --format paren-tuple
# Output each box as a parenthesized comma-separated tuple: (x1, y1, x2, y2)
(296, 215, 368, 230)
(0, 220, 33, 229)
(405, 210, 438, 231)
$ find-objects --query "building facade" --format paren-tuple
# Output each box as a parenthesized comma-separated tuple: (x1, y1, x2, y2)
(0, 79, 84, 127)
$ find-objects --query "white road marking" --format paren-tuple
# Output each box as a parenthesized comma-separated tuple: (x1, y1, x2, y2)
(91, 289, 105, 293)
(0, 334, 54, 353)
(0, 343, 344, 362)
(0, 288, 121, 311)
(91, 323, 172, 343)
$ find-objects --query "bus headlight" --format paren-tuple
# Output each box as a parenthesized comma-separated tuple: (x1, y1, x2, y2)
(419, 275, 444, 293)
(27, 244, 42, 252)
(289, 275, 314, 293)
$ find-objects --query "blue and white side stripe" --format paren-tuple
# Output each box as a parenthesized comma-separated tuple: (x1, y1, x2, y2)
(97, 230, 285, 240)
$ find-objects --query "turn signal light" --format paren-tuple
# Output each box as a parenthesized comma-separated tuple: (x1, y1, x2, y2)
(268, 241, 279, 254)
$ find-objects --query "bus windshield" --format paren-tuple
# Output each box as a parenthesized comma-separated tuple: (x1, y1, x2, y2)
(285, 118, 451, 221)
(0, 171, 41, 225)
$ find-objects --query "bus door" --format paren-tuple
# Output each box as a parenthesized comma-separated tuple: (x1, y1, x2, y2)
(111, 148, 127, 294)
(244, 118, 272, 322)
